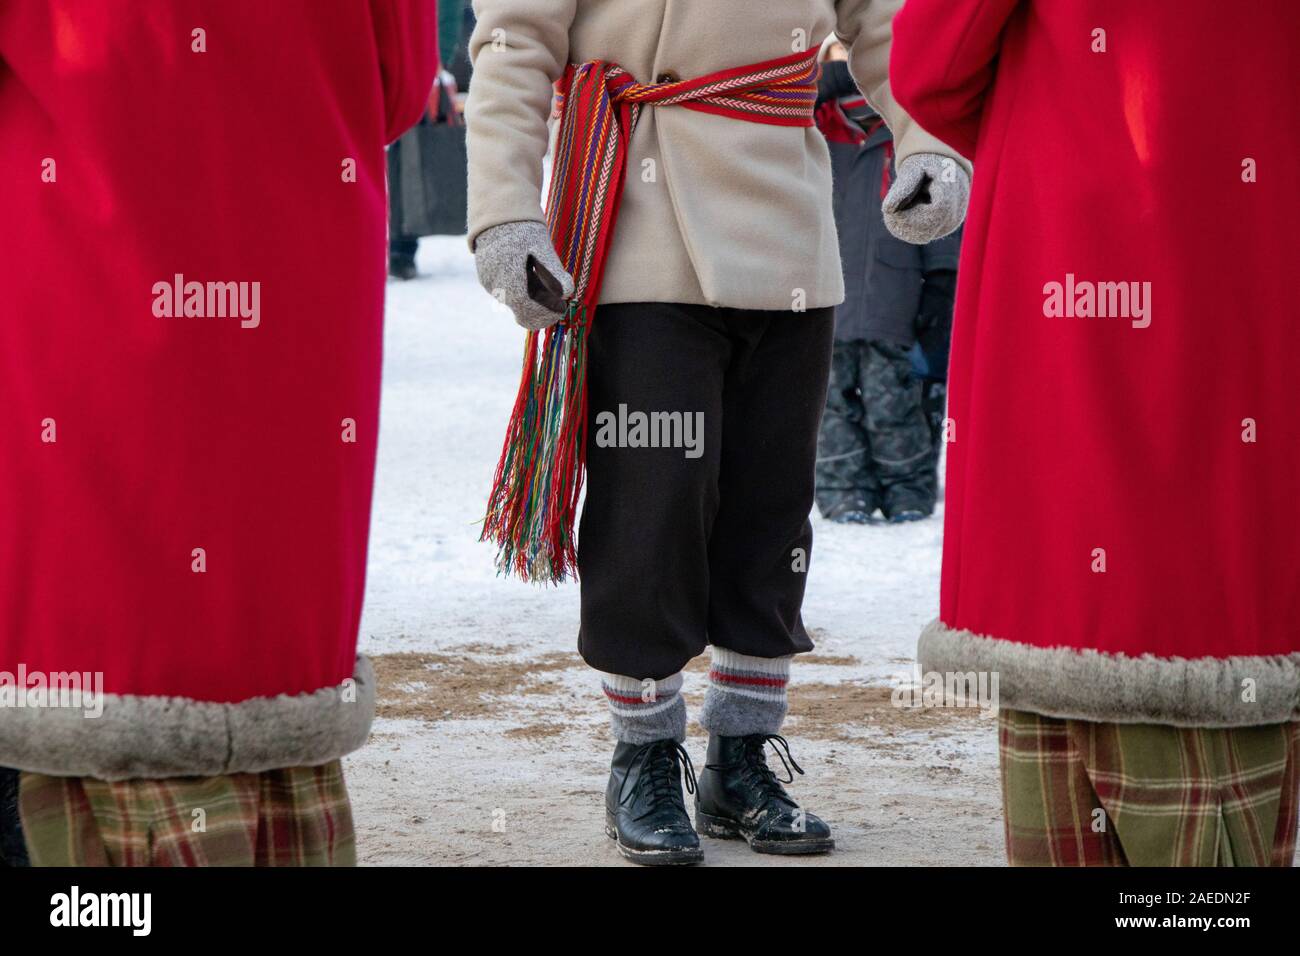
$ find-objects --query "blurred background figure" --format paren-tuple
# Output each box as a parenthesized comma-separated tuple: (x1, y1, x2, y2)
(443, 0, 476, 91)
(388, 0, 475, 279)
(814, 41, 960, 525)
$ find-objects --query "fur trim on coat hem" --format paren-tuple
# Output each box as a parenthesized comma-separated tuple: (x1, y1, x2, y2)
(918, 620, 1300, 728)
(0, 656, 375, 781)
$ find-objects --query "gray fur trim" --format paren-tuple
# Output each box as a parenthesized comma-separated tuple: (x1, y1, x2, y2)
(0, 656, 375, 780)
(918, 620, 1300, 727)
(882, 153, 970, 245)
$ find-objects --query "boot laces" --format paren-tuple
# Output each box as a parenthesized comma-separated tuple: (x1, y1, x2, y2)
(710, 734, 805, 805)
(619, 740, 697, 816)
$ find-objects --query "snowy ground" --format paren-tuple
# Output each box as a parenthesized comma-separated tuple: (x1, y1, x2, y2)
(344, 236, 1003, 866)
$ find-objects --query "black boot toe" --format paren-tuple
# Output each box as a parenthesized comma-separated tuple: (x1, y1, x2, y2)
(748, 806, 834, 854)
(605, 739, 703, 866)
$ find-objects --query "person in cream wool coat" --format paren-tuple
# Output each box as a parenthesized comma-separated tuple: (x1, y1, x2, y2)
(466, 0, 969, 865)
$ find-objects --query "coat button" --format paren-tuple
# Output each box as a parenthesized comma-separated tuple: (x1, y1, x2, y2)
(656, 71, 678, 84)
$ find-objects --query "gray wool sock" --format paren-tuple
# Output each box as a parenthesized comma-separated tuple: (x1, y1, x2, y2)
(601, 672, 687, 744)
(698, 647, 791, 737)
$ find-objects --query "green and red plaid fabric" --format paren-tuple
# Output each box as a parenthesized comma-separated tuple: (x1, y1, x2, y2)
(18, 760, 354, 867)
(1000, 709, 1300, 866)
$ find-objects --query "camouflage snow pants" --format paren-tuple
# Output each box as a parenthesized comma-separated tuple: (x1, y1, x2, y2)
(815, 339, 938, 520)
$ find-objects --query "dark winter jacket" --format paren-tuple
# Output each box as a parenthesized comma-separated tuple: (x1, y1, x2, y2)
(819, 61, 961, 345)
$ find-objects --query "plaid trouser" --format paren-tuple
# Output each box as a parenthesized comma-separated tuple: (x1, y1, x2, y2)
(999, 709, 1300, 866)
(17, 760, 355, 867)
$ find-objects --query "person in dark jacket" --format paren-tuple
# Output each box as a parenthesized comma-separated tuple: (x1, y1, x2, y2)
(814, 49, 960, 523)
(389, 2, 473, 281)
(445, 2, 475, 93)
(389, 2, 475, 280)
(911, 270, 956, 488)
(388, 8, 444, 281)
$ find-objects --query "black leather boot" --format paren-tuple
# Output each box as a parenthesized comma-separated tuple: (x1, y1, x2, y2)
(605, 739, 703, 866)
(695, 734, 834, 855)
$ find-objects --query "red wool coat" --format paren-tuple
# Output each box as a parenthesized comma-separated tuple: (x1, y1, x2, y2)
(0, 1, 438, 778)
(891, 0, 1300, 725)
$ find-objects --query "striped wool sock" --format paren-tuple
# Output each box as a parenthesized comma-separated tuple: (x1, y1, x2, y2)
(601, 672, 687, 744)
(698, 647, 791, 737)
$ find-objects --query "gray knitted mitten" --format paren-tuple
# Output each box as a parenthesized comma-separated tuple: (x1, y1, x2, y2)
(474, 220, 575, 331)
(883, 152, 970, 245)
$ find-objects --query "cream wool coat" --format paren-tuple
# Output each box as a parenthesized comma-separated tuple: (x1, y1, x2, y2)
(465, 0, 967, 310)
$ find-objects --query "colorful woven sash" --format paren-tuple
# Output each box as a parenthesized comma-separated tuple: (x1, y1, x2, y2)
(483, 49, 821, 583)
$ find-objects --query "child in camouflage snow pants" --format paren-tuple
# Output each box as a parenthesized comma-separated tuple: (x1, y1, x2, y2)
(813, 60, 961, 523)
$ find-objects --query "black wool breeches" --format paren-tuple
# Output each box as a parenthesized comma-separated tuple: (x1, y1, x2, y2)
(576, 302, 834, 679)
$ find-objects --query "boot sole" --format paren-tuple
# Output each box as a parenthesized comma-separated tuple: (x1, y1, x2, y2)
(695, 808, 835, 856)
(604, 818, 704, 866)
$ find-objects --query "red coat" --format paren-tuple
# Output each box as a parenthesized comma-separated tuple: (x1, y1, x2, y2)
(891, 0, 1300, 725)
(0, 1, 438, 778)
